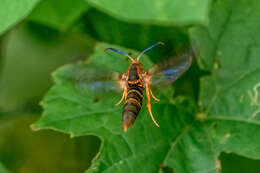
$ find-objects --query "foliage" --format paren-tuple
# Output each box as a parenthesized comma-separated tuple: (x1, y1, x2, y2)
(87, 0, 210, 25)
(0, 0, 39, 34)
(0, 0, 260, 172)
(29, 0, 89, 31)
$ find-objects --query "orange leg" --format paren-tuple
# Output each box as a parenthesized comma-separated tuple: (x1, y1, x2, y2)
(149, 87, 160, 102)
(145, 83, 160, 127)
(115, 87, 127, 106)
(144, 73, 160, 102)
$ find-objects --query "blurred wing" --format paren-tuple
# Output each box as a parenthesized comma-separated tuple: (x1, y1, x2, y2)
(149, 49, 194, 86)
(74, 64, 122, 97)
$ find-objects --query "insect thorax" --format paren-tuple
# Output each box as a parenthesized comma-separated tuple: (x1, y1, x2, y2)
(128, 63, 140, 81)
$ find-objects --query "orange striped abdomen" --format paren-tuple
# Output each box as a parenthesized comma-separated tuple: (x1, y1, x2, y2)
(122, 85, 144, 131)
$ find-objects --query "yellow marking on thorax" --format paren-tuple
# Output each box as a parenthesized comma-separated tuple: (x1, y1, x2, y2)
(128, 80, 141, 84)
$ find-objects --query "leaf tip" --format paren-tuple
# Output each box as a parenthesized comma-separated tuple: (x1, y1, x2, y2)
(30, 124, 40, 131)
(69, 131, 76, 138)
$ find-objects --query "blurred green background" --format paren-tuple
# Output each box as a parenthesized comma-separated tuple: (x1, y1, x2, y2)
(0, 0, 260, 172)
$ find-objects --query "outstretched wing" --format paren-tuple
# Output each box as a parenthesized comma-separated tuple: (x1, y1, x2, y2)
(74, 63, 123, 98)
(149, 49, 194, 86)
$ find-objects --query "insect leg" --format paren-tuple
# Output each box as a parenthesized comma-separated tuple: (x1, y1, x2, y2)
(145, 83, 160, 127)
(149, 87, 160, 102)
(115, 86, 127, 106)
(115, 75, 128, 106)
(145, 73, 160, 102)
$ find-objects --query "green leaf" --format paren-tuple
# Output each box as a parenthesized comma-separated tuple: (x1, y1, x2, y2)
(29, 0, 89, 31)
(191, 0, 260, 122)
(0, 0, 39, 35)
(173, 0, 260, 171)
(32, 0, 260, 170)
(0, 163, 9, 173)
(34, 38, 260, 173)
(87, 0, 210, 25)
(33, 43, 196, 172)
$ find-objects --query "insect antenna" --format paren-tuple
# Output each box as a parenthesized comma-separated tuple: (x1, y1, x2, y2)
(105, 48, 134, 62)
(136, 41, 165, 61)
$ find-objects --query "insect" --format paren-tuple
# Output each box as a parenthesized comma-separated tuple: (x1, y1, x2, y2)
(76, 42, 194, 131)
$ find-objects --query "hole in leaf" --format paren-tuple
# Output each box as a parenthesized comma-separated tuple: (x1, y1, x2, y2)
(161, 166, 174, 173)
(220, 152, 260, 173)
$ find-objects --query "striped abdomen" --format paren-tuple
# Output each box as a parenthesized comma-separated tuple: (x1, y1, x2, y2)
(122, 85, 144, 131)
